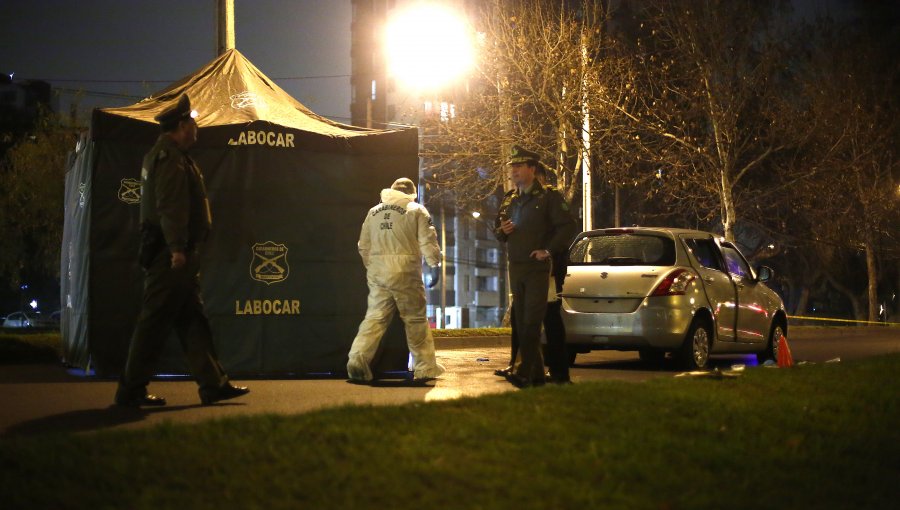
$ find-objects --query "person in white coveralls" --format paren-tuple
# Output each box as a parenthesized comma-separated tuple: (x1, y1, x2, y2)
(346, 177, 445, 382)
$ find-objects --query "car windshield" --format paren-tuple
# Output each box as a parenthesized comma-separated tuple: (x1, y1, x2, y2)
(569, 233, 675, 266)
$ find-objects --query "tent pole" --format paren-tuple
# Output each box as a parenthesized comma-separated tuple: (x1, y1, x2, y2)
(217, 0, 235, 55)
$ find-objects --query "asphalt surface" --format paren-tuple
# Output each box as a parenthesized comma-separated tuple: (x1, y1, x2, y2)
(1, 327, 897, 437)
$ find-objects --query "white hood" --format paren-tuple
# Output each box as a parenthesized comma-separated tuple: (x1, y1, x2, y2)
(380, 187, 416, 206)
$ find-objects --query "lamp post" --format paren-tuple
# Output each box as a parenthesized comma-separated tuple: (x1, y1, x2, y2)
(385, 4, 475, 329)
(439, 202, 447, 328)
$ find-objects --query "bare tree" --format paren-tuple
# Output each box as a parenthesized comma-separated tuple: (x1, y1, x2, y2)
(787, 26, 899, 321)
(420, 0, 627, 212)
(611, 0, 796, 241)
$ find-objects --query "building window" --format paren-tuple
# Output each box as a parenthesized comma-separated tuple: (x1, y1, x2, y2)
(476, 248, 499, 265)
(477, 276, 498, 292)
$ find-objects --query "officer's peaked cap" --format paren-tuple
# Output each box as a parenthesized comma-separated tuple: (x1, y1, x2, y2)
(154, 94, 198, 126)
(391, 177, 417, 197)
(507, 145, 548, 175)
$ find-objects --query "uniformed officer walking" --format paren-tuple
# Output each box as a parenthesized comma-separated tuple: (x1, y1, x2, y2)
(495, 146, 577, 387)
(114, 94, 249, 406)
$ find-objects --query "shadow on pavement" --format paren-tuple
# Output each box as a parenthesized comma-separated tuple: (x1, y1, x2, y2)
(346, 378, 436, 388)
(572, 354, 759, 373)
(1, 404, 201, 437)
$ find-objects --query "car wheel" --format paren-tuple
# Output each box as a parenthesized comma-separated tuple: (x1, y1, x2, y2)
(678, 319, 712, 370)
(757, 323, 785, 364)
(639, 348, 665, 365)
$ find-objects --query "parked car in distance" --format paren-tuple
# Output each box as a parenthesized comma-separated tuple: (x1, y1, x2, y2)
(560, 227, 787, 369)
(2, 311, 57, 329)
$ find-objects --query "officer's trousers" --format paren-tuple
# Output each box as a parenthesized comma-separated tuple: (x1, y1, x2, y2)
(509, 262, 551, 382)
(347, 271, 443, 381)
(509, 299, 569, 381)
(117, 250, 228, 401)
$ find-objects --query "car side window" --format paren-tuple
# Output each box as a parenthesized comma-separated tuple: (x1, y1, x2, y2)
(684, 238, 724, 272)
(720, 244, 752, 279)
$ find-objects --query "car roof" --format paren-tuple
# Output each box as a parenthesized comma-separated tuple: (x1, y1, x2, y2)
(575, 226, 721, 238)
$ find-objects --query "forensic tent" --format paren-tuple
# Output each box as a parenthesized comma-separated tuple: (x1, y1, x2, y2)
(61, 49, 418, 377)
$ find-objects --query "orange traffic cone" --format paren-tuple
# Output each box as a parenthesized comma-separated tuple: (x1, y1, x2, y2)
(776, 334, 794, 368)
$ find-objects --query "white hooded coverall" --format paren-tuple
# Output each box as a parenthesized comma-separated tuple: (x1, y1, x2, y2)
(346, 186, 444, 381)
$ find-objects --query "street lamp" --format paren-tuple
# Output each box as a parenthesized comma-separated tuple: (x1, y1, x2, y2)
(386, 3, 474, 329)
(385, 3, 475, 92)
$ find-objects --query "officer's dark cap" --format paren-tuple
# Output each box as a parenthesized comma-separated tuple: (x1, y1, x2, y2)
(507, 145, 548, 175)
(154, 94, 198, 130)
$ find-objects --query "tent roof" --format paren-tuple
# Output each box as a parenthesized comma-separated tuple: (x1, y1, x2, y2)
(99, 48, 373, 138)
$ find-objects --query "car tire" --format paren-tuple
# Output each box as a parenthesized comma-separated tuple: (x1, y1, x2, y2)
(757, 322, 785, 364)
(677, 318, 712, 370)
(639, 348, 665, 365)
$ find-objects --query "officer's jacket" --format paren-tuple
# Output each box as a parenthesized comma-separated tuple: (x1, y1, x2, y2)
(494, 182, 577, 264)
(358, 188, 442, 281)
(140, 135, 212, 253)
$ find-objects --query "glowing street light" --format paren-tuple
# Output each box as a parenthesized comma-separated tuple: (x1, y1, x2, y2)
(385, 3, 475, 91)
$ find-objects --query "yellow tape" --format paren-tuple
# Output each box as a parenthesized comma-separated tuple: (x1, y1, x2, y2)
(788, 315, 900, 326)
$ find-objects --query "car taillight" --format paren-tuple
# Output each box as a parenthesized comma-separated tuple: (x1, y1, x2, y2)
(649, 269, 696, 296)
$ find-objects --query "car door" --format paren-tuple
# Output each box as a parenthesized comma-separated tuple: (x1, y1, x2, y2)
(719, 242, 769, 344)
(681, 235, 737, 343)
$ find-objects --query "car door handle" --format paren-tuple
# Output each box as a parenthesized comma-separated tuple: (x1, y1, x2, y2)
(703, 277, 715, 284)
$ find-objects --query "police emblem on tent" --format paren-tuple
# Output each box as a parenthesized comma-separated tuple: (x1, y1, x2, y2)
(251, 241, 289, 284)
(118, 178, 141, 204)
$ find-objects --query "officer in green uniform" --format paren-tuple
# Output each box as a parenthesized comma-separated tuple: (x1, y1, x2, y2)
(114, 94, 249, 407)
(495, 146, 577, 387)
(495, 162, 573, 384)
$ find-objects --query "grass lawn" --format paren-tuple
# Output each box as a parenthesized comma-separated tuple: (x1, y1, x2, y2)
(432, 326, 511, 337)
(1, 354, 897, 509)
(0, 332, 62, 364)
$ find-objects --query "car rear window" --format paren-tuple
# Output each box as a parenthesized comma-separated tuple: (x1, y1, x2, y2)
(569, 233, 675, 266)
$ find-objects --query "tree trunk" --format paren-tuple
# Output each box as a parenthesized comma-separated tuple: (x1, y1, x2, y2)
(719, 168, 736, 241)
(795, 256, 822, 316)
(614, 185, 621, 228)
(825, 274, 865, 323)
(795, 287, 811, 316)
(863, 235, 878, 323)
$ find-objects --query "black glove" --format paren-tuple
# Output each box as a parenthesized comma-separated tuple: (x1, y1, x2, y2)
(425, 264, 441, 289)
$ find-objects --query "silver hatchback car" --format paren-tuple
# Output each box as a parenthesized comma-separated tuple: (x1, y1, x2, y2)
(560, 227, 787, 369)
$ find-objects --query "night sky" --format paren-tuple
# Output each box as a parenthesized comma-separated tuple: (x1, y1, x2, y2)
(0, 0, 352, 123)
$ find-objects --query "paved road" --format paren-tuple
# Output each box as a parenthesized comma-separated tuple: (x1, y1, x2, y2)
(1, 327, 897, 436)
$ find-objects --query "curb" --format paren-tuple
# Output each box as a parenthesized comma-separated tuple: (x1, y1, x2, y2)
(433, 335, 511, 350)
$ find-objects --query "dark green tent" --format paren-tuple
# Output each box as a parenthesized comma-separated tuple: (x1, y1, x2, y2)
(61, 49, 417, 377)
